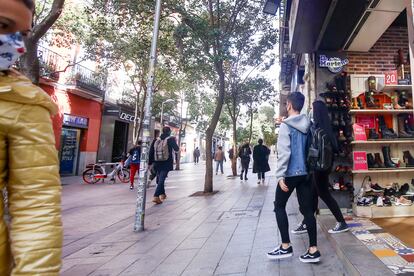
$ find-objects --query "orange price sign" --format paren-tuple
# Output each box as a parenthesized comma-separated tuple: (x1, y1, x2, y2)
(385, 70, 398, 85)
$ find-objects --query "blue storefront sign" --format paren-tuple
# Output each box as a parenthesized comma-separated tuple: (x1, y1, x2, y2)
(63, 114, 89, 129)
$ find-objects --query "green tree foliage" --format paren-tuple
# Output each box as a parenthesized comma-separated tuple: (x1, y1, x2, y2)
(171, 0, 277, 192)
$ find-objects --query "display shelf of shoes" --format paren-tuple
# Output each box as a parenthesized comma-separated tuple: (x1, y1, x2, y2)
(353, 203, 414, 218)
(351, 140, 414, 145)
(352, 168, 414, 174)
(349, 109, 414, 114)
(382, 85, 412, 93)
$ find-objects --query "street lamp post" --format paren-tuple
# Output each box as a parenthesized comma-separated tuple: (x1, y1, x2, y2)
(160, 99, 175, 126)
(134, 0, 162, 232)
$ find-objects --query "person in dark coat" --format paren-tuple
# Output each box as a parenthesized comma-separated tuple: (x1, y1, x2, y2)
(238, 143, 252, 180)
(253, 139, 271, 184)
(149, 127, 179, 204)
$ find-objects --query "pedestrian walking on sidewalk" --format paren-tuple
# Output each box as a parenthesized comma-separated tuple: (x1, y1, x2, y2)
(193, 147, 200, 164)
(128, 141, 142, 190)
(268, 92, 321, 263)
(149, 127, 179, 204)
(253, 139, 271, 184)
(148, 129, 160, 186)
(214, 146, 226, 175)
(238, 143, 252, 180)
(292, 100, 348, 235)
(0, 1, 62, 274)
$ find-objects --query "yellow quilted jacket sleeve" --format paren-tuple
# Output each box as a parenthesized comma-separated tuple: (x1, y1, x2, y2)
(0, 71, 62, 276)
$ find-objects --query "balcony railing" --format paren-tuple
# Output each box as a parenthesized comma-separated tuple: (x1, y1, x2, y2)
(38, 45, 62, 80)
(37, 45, 107, 97)
(68, 64, 107, 96)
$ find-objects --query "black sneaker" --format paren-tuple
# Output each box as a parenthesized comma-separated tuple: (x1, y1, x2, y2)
(371, 183, 384, 192)
(291, 222, 307, 234)
(267, 245, 293, 260)
(299, 250, 321, 263)
(328, 222, 349, 234)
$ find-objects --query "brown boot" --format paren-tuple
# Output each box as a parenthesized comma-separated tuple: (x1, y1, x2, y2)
(152, 197, 162, 204)
(160, 194, 167, 200)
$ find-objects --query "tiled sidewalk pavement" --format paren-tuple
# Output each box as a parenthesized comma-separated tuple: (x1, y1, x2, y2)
(61, 156, 347, 276)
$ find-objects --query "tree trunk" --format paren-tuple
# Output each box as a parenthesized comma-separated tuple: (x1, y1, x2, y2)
(204, 64, 225, 193)
(20, 41, 40, 84)
(248, 109, 254, 144)
(175, 133, 182, 170)
(231, 118, 238, 176)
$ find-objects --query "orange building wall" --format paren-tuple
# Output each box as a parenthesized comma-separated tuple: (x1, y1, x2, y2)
(41, 84, 102, 152)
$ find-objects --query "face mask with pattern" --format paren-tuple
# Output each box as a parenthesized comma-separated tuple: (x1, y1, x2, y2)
(0, 32, 26, 71)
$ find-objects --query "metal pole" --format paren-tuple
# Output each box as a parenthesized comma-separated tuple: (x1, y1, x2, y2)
(134, 0, 162, 232)
(160, 102, 164, 127)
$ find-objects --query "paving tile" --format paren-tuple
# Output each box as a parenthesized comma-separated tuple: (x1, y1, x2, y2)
(215, 255, 250, 275)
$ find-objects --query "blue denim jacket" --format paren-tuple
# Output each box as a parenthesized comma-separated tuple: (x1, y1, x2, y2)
(285, 125, 308, 177)
(276, 114, 310, 184)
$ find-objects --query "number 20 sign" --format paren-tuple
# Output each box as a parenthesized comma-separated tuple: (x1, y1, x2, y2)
(385, 70, 398, 85)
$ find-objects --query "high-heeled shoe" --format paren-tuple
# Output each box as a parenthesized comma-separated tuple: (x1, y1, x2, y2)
(392, 95, 405, 109)
(403, 150, 414, 167)
(378, 116, 398, 139)
(351, 97, 359, 109)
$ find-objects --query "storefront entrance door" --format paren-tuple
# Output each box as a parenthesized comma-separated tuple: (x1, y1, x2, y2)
(59, 128, 81, 175)
(112, 120, 129, 162)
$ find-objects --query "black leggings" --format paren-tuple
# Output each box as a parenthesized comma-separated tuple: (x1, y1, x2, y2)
(274, 175, 317, 247)
(241, 159, 250, 176)
(258, 172, 265, 180)
(301, 171, 345, 224)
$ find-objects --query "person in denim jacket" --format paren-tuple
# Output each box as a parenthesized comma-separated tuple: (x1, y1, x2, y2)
(267, 92, 321, 263)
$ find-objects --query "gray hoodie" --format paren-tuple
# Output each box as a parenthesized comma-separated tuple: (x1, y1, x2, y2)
(275, 114, 311, 184)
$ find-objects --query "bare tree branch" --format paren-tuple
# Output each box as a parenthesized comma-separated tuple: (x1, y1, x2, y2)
(32, 0, 65, 43)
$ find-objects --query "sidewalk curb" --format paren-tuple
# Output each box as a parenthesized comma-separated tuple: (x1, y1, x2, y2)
(318, 218, 360, 276)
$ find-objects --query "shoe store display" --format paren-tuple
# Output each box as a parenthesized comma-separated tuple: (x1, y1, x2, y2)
(365, 91, 379, 108)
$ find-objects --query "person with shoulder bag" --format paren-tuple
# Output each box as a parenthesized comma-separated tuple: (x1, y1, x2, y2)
(292, 100, 348, 235)
(238, 143, 252, 180)
(149, 127, 179, 204)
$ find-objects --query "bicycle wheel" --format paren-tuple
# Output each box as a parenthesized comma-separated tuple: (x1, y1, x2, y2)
(118, 168, 130, 183)
(83, 168, 102, 184)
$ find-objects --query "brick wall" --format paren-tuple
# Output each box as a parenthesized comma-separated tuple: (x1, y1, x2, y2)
(346, 26, 409, 74)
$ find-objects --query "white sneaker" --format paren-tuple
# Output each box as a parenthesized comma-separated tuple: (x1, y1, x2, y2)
(376, 196, 384, 207)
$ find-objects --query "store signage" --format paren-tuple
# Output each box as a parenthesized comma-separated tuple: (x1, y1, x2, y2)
(353, 151, 368, 171)
(385, 70, 398, 85)
(352, 124, 367, 141)
(356, 115, 376, 129)
(319, 55, 349, 73)
(119, 112, 135, 122)
(63, 114, 88, 129)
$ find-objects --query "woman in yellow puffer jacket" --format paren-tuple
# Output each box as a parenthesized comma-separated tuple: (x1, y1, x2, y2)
(0, 0, 62, 275)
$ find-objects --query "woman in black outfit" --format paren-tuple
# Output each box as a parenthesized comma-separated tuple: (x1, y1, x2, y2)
(238, 143, 252, 180)
(293, 100, 349, 234)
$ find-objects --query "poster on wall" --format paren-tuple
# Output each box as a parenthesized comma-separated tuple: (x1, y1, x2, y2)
(353, 151, 368, 171)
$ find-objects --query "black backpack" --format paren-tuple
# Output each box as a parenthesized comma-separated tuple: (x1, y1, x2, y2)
(307, 124, 333, 172)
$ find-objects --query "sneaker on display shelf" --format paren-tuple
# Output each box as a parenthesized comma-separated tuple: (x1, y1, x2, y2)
(328, 222, 349, 234)
(267, 245, 293, 260)
(291, 222, 307, 234)
(333, 182, 340, 190)
(376, 196, 384, 207)
(371, 183, 384, 192)
(395, 196, 413, 206)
